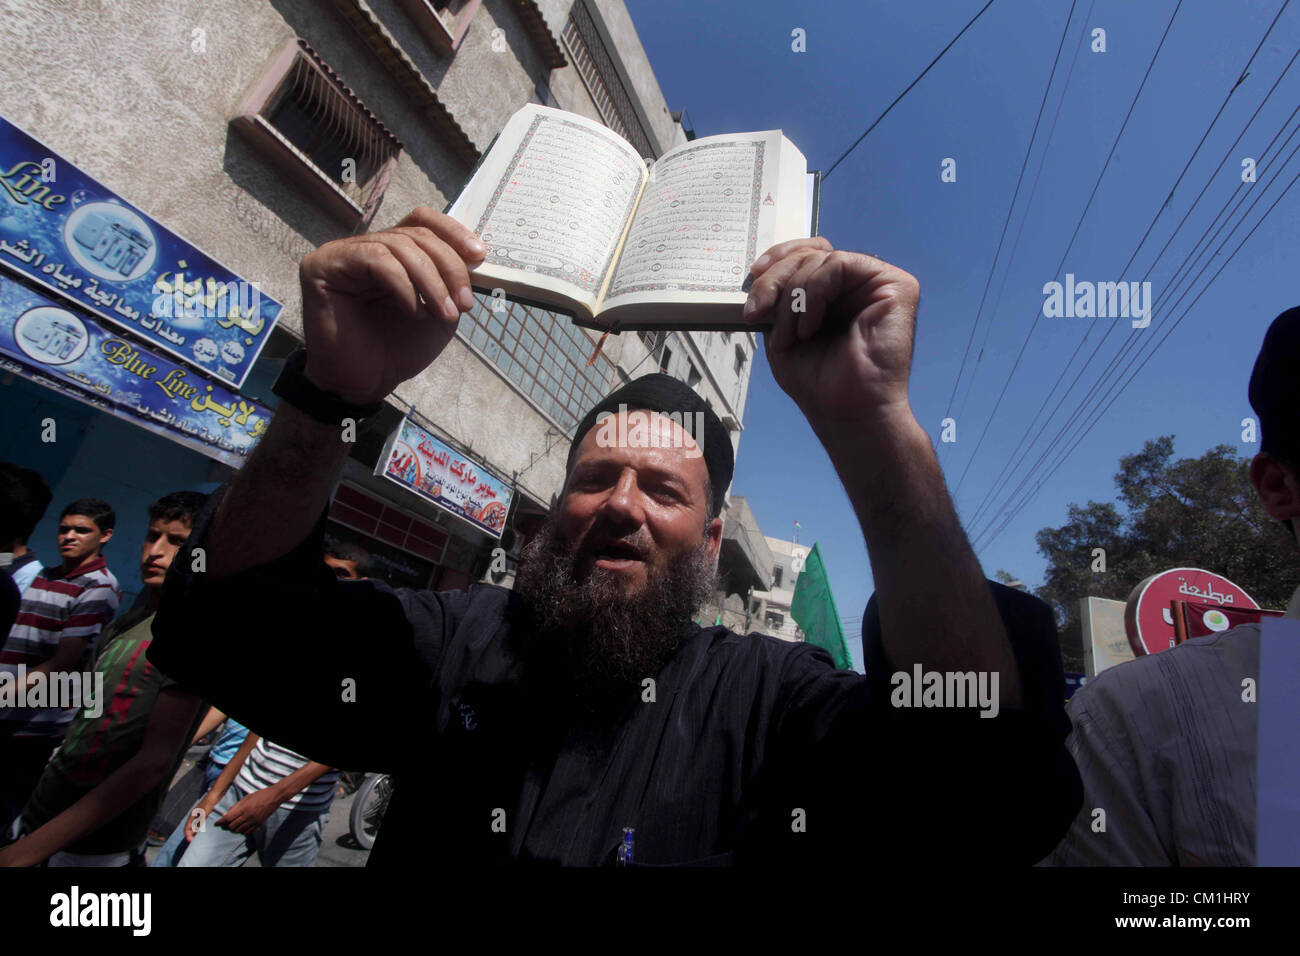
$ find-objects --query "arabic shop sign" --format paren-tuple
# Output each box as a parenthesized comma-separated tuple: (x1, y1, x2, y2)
(1123, 567, 1259, 657)
(0, 113, 281, 388)
(0, 276, 269, 468)
(376, 417, 513, 539)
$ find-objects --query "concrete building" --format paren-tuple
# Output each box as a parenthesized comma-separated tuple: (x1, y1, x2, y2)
(751, 535, 809, 642)
(698, 525, 811, 641)
(0, 0, 762, 601)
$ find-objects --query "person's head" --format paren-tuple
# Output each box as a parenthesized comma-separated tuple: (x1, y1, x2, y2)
(325, 542, 370, 580)
(1247, 307, 1300, 543)
(57, 498, 115, 570)
(141, 492, 207, 590)
(0, 463, 52, 553)
(558, 407, 723, 591)
(512, 374, 731, 716)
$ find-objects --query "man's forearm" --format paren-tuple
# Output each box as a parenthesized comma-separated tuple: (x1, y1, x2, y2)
(206, 732, 259, 805)
(266, 761, 333, 804)
(204, 402, 352, 579)
(8, 751, 172, 864)
(815, 405, 1021, 705)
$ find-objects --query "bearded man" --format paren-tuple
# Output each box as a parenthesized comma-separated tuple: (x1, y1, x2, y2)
(149, 208, 1080, 867)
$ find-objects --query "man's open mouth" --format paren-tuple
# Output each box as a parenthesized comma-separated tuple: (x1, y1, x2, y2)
(587, 540, 645, 566)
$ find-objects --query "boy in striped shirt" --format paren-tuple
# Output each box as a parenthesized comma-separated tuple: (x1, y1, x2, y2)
(176, 733, 338, 867)
(0, 498, 121, 833)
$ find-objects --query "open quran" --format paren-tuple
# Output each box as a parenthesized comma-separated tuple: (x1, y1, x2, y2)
(447, 104, 817, 332)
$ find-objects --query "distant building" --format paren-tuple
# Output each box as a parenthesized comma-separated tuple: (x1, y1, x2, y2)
(752, 535, 808, 642)
(697, 503, 813, 641)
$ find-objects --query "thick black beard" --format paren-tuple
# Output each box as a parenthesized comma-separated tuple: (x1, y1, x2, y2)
(509, 513, 719, 727)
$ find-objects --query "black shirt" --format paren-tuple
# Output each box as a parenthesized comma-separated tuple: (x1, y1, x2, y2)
(149, 486, 1081, 866)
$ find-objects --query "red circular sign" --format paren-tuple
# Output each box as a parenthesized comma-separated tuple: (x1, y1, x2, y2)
(1123, 567, 1258, 657)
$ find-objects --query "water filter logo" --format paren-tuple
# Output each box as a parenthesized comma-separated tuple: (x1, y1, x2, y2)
(13, 306, 89, 365)
(63, 201, 157, 282)
(1203, 609, 1230, 632)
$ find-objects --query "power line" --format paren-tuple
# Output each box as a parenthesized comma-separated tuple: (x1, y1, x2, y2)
(964, 2, 1294, 534)
(972, 141, 1294, 547)
(973, 136, 1300, 551)
(971, 98, 1300, 547)
(951, 0, 1186, 497)
(963, 0, 1294, 536)
(977, 132, 1300, 547)
(824, 0, 998, 180)
(948, 0, 1099, 446)
(966, 30, 1300, 548)
(939, 0, 1082, 458)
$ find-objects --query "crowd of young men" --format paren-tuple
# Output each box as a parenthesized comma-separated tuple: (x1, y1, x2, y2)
(0, 475, 358, 867)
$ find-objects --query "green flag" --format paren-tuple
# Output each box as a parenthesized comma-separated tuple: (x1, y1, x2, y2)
(789, 543, 853, 670)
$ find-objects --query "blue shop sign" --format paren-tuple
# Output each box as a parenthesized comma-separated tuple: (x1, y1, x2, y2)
(0, 113, 281, 388)
(1, 276, 270, 467)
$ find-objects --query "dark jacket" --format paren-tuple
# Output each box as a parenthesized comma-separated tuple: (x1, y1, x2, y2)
(149, 486, 1081, 866)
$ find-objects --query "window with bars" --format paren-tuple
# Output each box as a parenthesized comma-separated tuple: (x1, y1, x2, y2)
(235, 38, 402, 228)
(561, 0, 655, 159)
(398, 0, 482, 54)
(459, 292, 613, 429)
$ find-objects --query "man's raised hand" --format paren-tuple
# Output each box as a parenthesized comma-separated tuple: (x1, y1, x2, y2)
(744, 238, 919, 430)
(299, 207, 486, 404)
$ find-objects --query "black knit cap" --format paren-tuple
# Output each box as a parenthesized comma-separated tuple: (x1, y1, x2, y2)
(566, 373, 733, 517)
(1248, 306, 1300, 462)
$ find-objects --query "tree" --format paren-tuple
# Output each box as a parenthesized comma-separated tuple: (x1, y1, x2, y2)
(993, 569, 1025, 588)
(1034, 436, 1300, 674)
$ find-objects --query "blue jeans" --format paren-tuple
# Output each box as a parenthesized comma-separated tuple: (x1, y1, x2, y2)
(175, 785, 330, 868)
(151, 759, 225, 867)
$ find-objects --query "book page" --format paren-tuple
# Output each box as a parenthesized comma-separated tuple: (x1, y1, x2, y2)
(449, 105, 649, 308)
(601, 131, 806, 312)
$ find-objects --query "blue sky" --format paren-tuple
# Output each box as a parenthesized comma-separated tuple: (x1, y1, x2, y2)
(625, 0, 1300, 671)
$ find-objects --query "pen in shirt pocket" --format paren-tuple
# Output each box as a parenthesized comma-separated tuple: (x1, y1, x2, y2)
(616, 826, 635, 866)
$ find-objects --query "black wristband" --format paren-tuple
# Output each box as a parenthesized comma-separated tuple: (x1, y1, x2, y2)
(271, 349, 385, 426)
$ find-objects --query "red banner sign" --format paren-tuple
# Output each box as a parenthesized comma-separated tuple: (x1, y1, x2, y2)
(1124, 567, 1258, 657)
(1180, 600, 1284, 640)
